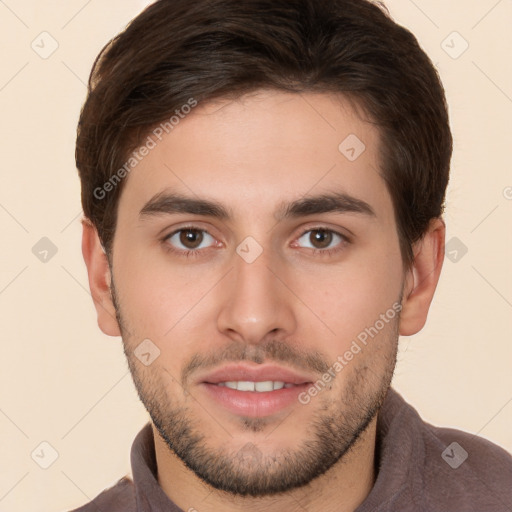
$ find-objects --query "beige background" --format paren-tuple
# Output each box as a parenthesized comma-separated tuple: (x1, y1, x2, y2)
(0, 1, 511, 510)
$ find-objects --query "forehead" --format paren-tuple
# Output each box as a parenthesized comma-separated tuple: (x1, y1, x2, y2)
(117, 90, 393, 224)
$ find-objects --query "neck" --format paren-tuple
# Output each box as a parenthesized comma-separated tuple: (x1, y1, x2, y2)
(152, 416, 377, 512)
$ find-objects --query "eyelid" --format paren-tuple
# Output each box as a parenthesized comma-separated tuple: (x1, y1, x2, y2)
(292, 227, 350, 252)
(295, 223, 352, 243)
(297, 221, 354, 239)
(159, 220, 221, 238)
(163, 224, 350, 242)
(162, 224, 351, 258)
(163, 225, 220, 249)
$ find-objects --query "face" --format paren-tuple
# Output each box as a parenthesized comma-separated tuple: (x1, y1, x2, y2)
(107, 91, 406, 496)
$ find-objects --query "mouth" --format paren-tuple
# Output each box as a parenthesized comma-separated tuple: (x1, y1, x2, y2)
(196, 364, 315, 418)
(216, 380, 300, 391)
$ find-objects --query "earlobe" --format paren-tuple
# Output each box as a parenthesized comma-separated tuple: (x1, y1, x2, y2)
(399, 218, 445, 336)
(81, 219, 121, 337)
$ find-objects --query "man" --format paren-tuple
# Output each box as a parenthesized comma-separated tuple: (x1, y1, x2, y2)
(72, 0, 512, 510)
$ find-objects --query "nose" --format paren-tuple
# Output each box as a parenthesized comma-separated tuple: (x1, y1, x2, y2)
(216, 247, 297, 346)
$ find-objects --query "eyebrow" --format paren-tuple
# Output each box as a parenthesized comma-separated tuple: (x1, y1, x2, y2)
(139, 190, 376, 222)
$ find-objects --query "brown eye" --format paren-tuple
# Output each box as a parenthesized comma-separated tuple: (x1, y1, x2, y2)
(309, 229, 333, 249)
(165, 228, 215, 252)
(295, 228, 346, 253)
(179, 229, 204, 249)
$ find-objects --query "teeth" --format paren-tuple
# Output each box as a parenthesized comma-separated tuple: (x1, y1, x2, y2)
(255, 381, 273, 392)
(237, 381, 255, 392)
(218, 381, 289, 391)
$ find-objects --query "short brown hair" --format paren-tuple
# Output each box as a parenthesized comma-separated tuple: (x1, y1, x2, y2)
(76, 0, 452, 267)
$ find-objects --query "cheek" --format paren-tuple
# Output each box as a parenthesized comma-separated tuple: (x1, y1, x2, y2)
(291, 251, 403, 346)
(114, 249, 218, 340)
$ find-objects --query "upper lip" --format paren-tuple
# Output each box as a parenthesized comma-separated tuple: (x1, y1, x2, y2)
(197, 363, 315, 385)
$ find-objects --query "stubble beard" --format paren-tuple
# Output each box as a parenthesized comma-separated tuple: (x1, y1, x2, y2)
(110, 276, 399, 497)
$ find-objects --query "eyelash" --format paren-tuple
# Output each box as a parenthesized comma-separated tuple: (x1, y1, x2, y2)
(161, 226, 350, 259)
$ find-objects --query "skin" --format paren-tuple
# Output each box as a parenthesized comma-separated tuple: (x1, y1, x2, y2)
(82, 90, 445, 512)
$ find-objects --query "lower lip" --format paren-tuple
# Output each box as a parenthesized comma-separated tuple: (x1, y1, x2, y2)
(200, 383, 310, 417)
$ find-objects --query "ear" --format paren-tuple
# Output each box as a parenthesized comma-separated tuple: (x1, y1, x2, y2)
(81, 219, 121, 337)
(399, 218, 445, 336)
